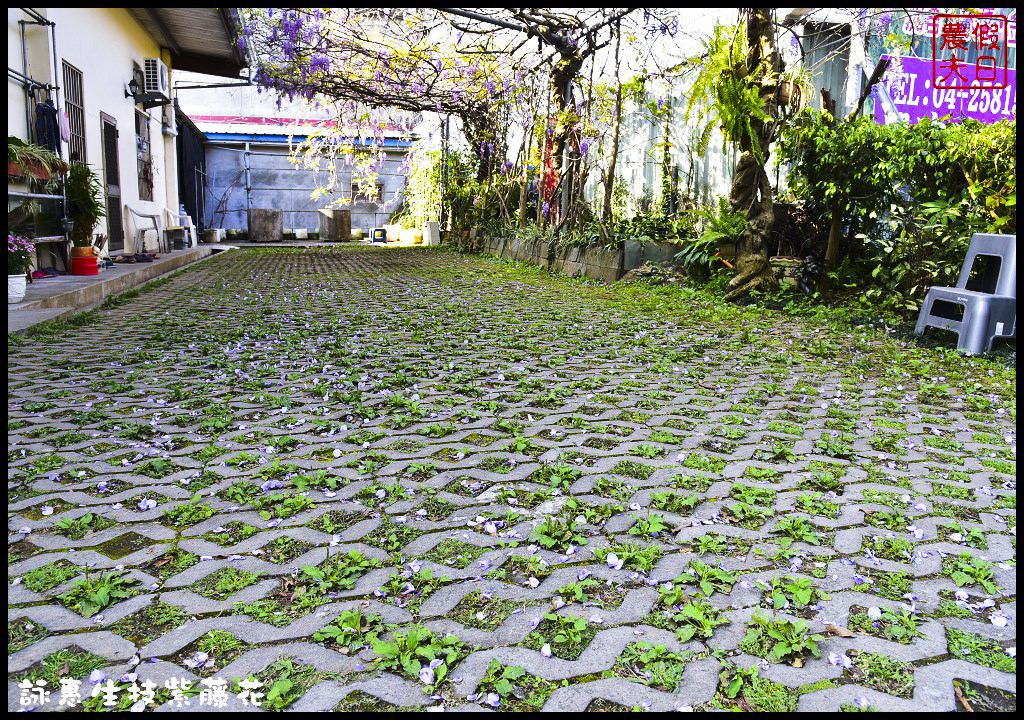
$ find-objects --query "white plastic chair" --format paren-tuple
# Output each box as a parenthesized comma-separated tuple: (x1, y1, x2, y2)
(164, 207, 197, 248)
(124, 205, 168, 254)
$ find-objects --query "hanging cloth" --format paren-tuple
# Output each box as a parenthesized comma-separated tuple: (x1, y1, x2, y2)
(59, 108, 71, 143)
(34, 100, 59, 153)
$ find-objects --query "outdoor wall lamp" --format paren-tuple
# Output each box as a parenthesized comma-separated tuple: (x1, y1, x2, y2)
(125, 67, 171, 109)
(125, 70, 143, 100)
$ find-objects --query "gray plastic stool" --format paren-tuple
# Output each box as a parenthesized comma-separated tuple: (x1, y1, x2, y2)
(914, 233, 1016, 354)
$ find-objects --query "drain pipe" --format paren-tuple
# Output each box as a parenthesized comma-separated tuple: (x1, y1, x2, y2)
(244, 141, 251, 228)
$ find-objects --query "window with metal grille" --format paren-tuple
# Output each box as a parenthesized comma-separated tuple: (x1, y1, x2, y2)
(135, 109, 153, 201)
(62, 61, 86, 164)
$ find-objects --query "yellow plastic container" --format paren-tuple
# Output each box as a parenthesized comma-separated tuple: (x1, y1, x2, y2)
(352, 228, 363, 240)
(413, 231, 423, 244)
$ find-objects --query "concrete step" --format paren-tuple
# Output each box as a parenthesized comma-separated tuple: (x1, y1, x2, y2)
(6, 306, 76, 333)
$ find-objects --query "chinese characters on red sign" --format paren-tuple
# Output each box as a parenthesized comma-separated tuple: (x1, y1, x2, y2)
(933, 14, 1009, 89)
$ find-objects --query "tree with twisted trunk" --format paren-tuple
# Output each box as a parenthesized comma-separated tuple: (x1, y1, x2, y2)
(686, 8, 790, 301)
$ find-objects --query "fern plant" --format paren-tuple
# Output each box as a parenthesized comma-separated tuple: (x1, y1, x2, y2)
(674, 197, 747, 276)
(684, 22, 771, 160)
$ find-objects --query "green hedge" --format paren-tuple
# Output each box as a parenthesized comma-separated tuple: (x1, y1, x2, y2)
(777, 113, 1015, 315)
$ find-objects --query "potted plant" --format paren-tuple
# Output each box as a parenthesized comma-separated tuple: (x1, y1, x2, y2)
(8, 234, 35, 303)
(8, 136, 69, 187)
(64, 163, 106, 270)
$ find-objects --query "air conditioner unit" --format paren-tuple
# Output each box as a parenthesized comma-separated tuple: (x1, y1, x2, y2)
(143, 57, 170, 98)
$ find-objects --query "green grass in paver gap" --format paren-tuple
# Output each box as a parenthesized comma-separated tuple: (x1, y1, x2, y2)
(557, 577, 635, 608)
(845, 651, 915, 698)
(8, 617, 49, 654)
(610, 643, 689, 691)
(943, 552, 1000, 594)
(595, 543, 663, 573)
(313, 608, 387, 653)
(951, 679, 1017, 713)
(16, 647, 108, 687)
(946, 627, 1016, 673)
(204, 521, 261, 546)
(145, 543, 200, 581)
(857, 569, 913, 602)
(333, 692, 408, 712)
(19, 560, 82, 593)
(305, 510, 365, 535)
(476, 661, 559, 711)
(496, 484, 552, 509)
(795, 492, 840, 518)
(363, 516, 426, 554)
(422, 538, 488, 569)
(178, 469, 223, 491)
(58, 569, 140, 617)
(931, 500, 984, 522)
(486, 554, 552, 584)
(740, 612, 823, 666)
(679, 532, 752, 558)
(50, 512, 118, 540)
(5, 246, 1018, 712)
(377, 566, 447, 615)
(646, 584, 728, 643)
(704, 665, 798, 711)
(937, 521, 988, 549)
(253, 491, 314, 520)
(261, 536, 314, 564)
(133, 458, 181, 478)
(449, 591, 537, 630)
(162, 495, 216, 528)
(236, 656, 345, 712)
(194, 568, 261, 600)
(218, 481, 263, 506)
(177, 630, 249, 677)
(189, 444, 231, 463)
(237, 549, 381, 627)
(591, 475, 634, 502)
(847, 605, 923, 643)
(109, 601, 189, 646)
(522, 613, 598, 660)
(683, 453, 727, 473)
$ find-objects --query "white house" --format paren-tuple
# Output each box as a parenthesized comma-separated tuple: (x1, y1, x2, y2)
(7, 7, 246, 258)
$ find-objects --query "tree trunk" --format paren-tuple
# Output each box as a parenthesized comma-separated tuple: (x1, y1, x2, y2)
(823, 59, 889, 271)
(603, 25, 622, 225)
(725, 151, 778, 300)
(723, 7, 780, 302)
(518, 120, 534, 227)
(602, 87, 622, 225)
(549, 54, 583, 223)
(825, 198, 842, 269)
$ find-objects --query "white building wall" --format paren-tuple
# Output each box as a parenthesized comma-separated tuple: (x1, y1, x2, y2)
(7, 8, 178, 252)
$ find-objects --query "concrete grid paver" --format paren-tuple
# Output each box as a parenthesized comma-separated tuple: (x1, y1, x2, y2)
(7, 246, 1016, 712)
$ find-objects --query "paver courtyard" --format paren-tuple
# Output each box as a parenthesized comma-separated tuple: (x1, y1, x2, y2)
(8, 246, 1016, 711)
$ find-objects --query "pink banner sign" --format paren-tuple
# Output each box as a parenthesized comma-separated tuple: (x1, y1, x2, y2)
(873, 55, 1016, 124)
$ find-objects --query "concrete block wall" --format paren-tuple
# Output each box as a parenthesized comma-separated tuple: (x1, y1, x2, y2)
(480, 236, 633, 282)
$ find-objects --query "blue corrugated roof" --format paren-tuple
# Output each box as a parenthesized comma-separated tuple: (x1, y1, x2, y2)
(204, 133, 413, 147)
